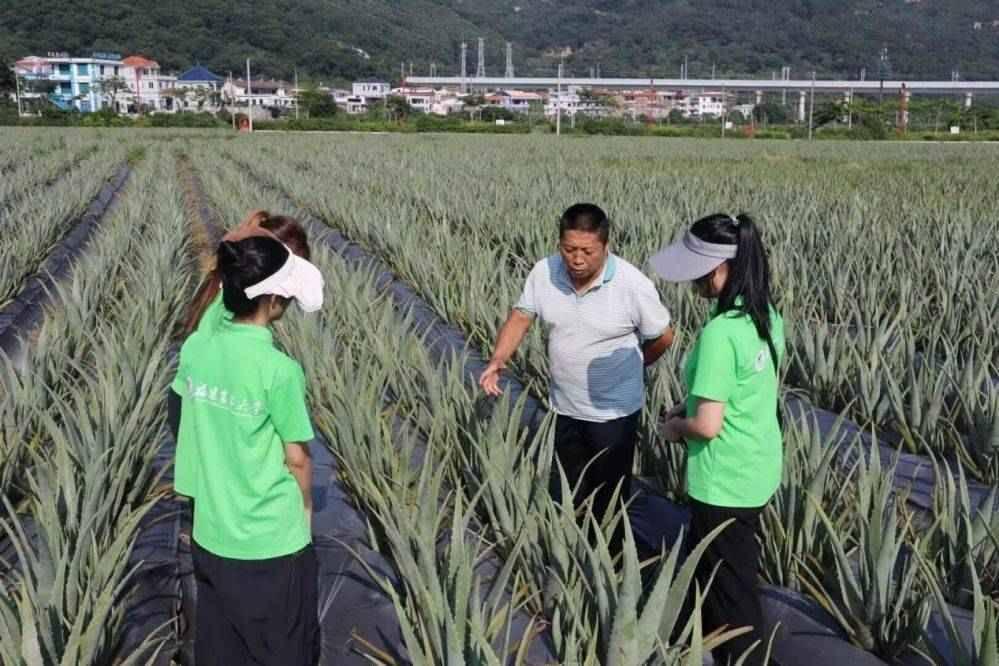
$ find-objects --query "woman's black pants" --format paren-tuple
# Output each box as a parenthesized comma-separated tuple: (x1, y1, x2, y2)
(192, 540, 319, 666)
(687, 499, 769, 666)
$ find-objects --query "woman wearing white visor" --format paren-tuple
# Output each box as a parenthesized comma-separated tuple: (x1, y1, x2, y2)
(172, 236, 324, 665)
(649, 213, 784, 666)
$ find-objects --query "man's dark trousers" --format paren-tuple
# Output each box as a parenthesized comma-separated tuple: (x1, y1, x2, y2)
(549, 410, 640, 550)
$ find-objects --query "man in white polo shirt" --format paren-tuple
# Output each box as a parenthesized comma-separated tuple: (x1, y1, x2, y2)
(480, 203, 674, 545)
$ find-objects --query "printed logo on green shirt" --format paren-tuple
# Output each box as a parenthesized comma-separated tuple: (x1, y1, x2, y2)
(184, 375, 264, 417)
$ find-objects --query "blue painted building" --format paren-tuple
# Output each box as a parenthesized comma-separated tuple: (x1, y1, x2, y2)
(15, 52, 124, 112)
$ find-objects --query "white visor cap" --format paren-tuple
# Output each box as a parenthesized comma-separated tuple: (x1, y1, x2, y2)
(244, 248, 324, 312)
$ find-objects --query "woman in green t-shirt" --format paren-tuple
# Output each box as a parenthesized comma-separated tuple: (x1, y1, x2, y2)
(173, 235, 324, 665)
(649, 213, 784, 666)
(169, 210, 312, 495)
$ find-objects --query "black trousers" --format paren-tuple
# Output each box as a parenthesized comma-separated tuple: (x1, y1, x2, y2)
(550, 411, 640, 550)
(687, 499, 768, 666)
(192, 540, 320, 666)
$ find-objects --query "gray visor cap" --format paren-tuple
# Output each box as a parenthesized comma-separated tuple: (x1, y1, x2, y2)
(648, 231, 737, 282)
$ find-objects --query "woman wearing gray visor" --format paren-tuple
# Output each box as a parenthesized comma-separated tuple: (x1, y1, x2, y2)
(649, 213, 784, 666)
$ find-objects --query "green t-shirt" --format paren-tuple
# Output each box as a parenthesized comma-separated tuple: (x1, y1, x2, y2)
(172, 318, 315, 560)
(173, 292, 233, 498)
(198, 289, 232, 336)
(683, 303, 785, 508)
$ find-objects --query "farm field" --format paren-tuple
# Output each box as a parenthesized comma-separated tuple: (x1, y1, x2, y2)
(1, 127, 998, 665)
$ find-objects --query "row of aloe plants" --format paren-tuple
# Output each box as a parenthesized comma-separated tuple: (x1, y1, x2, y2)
(0, 129, 86, 175)
(0, 133, 99, 213)
(0, 140, 127, 308)
(187, 136, 999, 663)
(0, 144, 196, 664)
(216, 134, 999, 485)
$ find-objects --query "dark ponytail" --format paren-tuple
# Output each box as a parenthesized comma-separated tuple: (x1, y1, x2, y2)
(216, 237, 289, 317)
(690, 213, 773, 341)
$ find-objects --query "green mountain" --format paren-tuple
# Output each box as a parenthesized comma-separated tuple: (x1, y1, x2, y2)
(2, 0, 999, 83)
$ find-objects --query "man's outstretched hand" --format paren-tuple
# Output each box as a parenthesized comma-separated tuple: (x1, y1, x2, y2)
(478, 360, 505, 397)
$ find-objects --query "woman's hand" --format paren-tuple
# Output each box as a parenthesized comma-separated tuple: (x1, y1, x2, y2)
(663, 403, 686, 421)
(662, 416, 686, 443)
(223, 211, 279, 243)
(223, 225, 280, 244)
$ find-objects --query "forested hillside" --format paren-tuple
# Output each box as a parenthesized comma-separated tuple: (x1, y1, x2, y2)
(2, 0, 998, 82)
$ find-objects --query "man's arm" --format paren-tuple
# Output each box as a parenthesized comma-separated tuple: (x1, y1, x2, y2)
(285, 442, 313, 524)
(642, 327, 675, 366)
(479, 309, 534, 397)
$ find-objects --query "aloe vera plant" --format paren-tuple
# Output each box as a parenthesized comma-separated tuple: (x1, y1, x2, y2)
(759, 412, 852, 592)
(920, 553, 999, 666)
(803, 444, 933, 661)
(927, 457, 999, 606)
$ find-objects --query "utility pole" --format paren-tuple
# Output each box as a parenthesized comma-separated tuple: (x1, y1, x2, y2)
(294, 67, 299, 120)
(246, 59, 253, 132)
(711, 62, 716, 79)
(505, 42, 514, 78)
(228, 71, 236, 129)
(460, 42, 468, 93)
(721, 86, 728, 137)
(14, 68, 23, 117)
(476, 37, 486, 78)
(556, 58, 563, 136)
(808, 70, 816, 140)
(878, 47, 889, 106)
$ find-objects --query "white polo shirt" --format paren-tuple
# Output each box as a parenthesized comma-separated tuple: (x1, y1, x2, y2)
(515, 254, 672, 422)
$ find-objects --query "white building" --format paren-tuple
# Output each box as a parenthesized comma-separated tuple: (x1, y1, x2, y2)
(331, 89, 352, 106)
(673, 92, 729, 119)
(352, 81, 390, 100)
(120, 56, 178, 113)
(487, 90, 543, 114)
(431, 97, 465, 116)
(222, 79, 295, 110)
(392, 86, 435, 113)
(544, 87, 611, 118)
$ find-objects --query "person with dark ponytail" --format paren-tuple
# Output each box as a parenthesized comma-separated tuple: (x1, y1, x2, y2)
(171, 235, 324, 665)
(178, 209, 312, 340)
(649, 213, 784, 666)
(170, 210, 311, 500)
